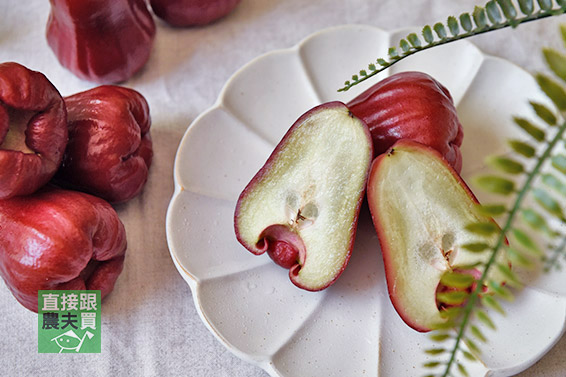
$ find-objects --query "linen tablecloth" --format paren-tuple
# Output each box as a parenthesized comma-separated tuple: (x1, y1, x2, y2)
(0, 0, 564, 375)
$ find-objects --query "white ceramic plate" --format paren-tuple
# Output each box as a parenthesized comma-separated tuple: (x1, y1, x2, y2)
(166, 25, 566, 377)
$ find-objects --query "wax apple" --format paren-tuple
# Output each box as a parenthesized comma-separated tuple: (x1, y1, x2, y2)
(150, 0, 241, 27)
(0, 187, 127, 312)
(46, 0, 156, 83)
(56, 85, 152, 203)
(367, 140, 506, 332)
(348, 71, 464, 172)
(234, 102, 373, 291)
(0, 62, 67, 199)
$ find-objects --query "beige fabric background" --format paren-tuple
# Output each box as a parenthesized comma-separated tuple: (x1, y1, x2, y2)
(0, 0, 564, 375)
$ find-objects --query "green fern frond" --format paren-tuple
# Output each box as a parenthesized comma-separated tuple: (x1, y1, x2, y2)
(476, 309, 496, 329)
(339, 0, 566, 92)
(426, 24, 566, 377)
(521, 207, 554, 234)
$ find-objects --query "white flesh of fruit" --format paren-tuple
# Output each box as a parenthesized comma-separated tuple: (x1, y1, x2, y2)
(236, 105, 371, 290)
(369, 142, 506, 330)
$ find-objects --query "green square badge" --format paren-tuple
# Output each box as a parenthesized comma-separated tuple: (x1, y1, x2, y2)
(38, 290, 101, 353)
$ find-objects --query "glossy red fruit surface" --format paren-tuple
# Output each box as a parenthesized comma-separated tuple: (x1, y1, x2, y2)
(348, 71, 464, 172)
(0, 187, 127, 312)
(0, 62, 67, 199)
(56, 85, 152, 203)
(150, 0, 241, 27)
(46, 0, 156, 83)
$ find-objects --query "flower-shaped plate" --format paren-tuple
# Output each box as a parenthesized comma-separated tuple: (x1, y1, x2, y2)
(166, 25, 566, 377)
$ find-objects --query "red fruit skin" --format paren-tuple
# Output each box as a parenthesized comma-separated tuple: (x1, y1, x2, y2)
(256, 224, 307, 270)
(347, 71, 464, 172)
(0, 62, 68, 199)
(150, 0, 241, 27)
(46, 0, 156, 83)
(0, 188, 127, 312)
(55, 85, 152, 204)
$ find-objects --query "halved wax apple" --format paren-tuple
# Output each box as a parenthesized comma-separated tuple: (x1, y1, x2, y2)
(234, 102, 373, 291)
(367, 140, 507, 332)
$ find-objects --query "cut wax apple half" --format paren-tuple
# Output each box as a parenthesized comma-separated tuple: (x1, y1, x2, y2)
(367, 140, 507, 332)
(234, 101, 373, 291)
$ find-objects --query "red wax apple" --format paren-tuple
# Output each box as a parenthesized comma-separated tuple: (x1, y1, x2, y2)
(234, 102, 373, 291)
(46, 0, 156, 83)
(150, 0, 241, 27)
(348, 71, 464, 172)
(0, 62, 67, 199)
(0, 187, 127, 312)
(366, 140, 507, 332)
(55, 85, 152, 203)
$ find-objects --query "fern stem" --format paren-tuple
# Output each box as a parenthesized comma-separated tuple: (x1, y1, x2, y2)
(339, 7, 566, 92)
(441, 119, 566, 377)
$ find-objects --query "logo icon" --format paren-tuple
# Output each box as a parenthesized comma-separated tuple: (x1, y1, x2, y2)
(51, 330, 95, 353)
(38, 290, 101, 353)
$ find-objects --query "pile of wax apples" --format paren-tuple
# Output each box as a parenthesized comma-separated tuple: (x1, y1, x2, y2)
(0, 62, 152, 312)
(0, 0, 241, 313)
(235, 71, 508, 332)
(46, 0, 242, 84)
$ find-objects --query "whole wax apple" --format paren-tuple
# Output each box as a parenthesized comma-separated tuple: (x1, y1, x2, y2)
(150, 0, 241, 27)
(347, 71, 464, 172)
(0, 62, 67, 199)
(46, 0, 156, 83)
(366, 140, 507, 332)
(0, 187, 127, 312)
(234, 102, 373, 291)
(55, 85, 152, 203)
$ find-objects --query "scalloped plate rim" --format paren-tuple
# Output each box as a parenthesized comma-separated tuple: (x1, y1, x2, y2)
(165, 24, 566, 377)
